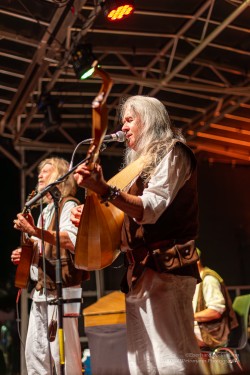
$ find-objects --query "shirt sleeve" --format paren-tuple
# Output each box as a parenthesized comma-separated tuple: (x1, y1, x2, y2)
(137, 144, 192, 224)
(59, 200, 78, 246)
(202, 275, 226, 314)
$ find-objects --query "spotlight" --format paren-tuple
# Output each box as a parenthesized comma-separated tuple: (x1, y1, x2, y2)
(102, 0, 135, 21)
(72, 44, 98, 80)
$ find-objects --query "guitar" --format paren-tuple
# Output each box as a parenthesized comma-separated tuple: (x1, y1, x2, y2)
(15, 190, 37, 289)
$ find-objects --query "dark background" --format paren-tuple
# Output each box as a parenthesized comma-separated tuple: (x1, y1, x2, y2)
(197, 161, 250, 286)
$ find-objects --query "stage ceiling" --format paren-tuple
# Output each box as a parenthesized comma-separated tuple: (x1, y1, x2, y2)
(0, 0, 250, 173)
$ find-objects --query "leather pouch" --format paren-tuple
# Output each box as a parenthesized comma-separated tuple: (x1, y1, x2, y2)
(48, 306, 57, 342)
(151, 240, 199, 273)
(48, 319, 57, 342)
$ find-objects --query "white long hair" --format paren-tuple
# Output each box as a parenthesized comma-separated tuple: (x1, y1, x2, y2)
(120, 95, 185, 179)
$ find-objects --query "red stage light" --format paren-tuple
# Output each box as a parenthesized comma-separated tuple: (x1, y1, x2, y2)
(103, 0, 135, 21)
(107, 4, 134, 20)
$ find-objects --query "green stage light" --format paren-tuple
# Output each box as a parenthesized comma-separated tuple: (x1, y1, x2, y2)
(72, 44, 98, 80)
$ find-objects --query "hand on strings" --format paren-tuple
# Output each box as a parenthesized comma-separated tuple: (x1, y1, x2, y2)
(13, 212, 36, 236)
(73, 162, 108, 195)
(11, 248, 22, 265)
(70, 204, 84, 227)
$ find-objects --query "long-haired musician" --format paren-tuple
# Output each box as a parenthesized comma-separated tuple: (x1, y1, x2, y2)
(11, 157, 87, 375)
(71, 95, 202, 374)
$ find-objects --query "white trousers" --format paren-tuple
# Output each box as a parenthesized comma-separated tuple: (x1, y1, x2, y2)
(25, 300, 82, 375)
(126, 268, 202, 375)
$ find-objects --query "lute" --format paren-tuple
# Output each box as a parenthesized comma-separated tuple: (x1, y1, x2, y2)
(15, 190, 37, 289)
(74, 67, 124, 271)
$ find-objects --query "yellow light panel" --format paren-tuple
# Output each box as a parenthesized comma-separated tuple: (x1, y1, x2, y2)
(108, 5, 134, 21)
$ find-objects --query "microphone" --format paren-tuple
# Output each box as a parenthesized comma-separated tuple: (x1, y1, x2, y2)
(68, 131, 126, 171)
(101, 131, 126, 143)
(80, 131, 125, 145)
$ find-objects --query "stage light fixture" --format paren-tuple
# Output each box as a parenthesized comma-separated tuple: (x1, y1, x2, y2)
(102, 0, 135, 21)
(37, 92, 61, 132)
(72, 44, 99, 80)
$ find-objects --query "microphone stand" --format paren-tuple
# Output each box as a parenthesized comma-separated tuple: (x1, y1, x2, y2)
(25, 143, 108, 210)
(48, 186, 65, 375)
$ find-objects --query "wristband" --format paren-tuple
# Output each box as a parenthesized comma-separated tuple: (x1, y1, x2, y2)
(100, 185, 121, 205)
